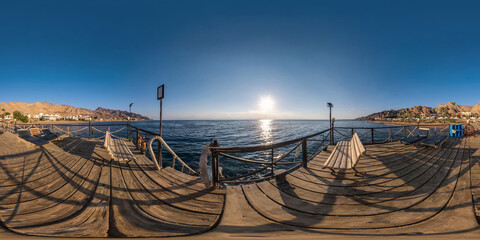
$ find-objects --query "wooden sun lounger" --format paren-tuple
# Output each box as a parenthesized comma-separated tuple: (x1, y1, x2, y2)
(323, 133, 366, 175)
(400, 127, 429, 145)
(17, 128, 55, 146)
(400, 135, 428, 145)
(420, 135, 448, 148)
(29, 128, 42, 136)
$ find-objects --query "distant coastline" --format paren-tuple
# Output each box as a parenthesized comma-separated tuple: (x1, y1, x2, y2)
(12, 119, 148, 125)
(367, 119, 472, 126)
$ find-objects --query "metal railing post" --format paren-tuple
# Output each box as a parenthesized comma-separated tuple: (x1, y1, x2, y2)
(371, 128, 374, 144)
(88, 120, 92, 139)
(127, 120, 130, 141)
(271, 148, 274, 176)
(212, 151, 218, 188)
(136, 129, 139, 149)
(302, 139, 308, 168)
(210, 140, 220, 188)
(389, 128, 392, 142)
(157, 138, 162, 167)
(330, 127, 333, 145)
(351, 128, 354, 137)
(14, 120, 17, 133)
(331, 122, 335, 144)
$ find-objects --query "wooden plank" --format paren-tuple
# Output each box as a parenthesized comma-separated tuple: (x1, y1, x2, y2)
(322, 144, 338, 168)
(127, 161, 224, 214)
(3, 156, 98, 229)
(339, 143, 349, 169)
(110, 160, 209, 237)
(333, 141, 346, 169)
(239, 139, 463, 229)
(328, 141, 343, 169)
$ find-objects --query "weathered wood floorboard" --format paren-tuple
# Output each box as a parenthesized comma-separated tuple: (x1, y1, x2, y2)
(0, 134, 225, 237)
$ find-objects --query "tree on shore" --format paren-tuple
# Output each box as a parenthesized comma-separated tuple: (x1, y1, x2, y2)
(13, 111, 29, 123)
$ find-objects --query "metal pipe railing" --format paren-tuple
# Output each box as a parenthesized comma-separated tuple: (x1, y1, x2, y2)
(5, 121, 452, 186)
(209, 124, 450, 185)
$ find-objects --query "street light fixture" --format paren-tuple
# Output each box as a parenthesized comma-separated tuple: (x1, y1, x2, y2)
(327, 102, 334, 144)
(128, 103, 133, 140)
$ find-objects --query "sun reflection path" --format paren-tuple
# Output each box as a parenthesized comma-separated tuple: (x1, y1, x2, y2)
(260, 119, 273, 144)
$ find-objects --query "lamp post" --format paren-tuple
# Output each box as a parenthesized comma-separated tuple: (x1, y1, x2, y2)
(327, 102, 334, 145)
(128, 103, 133, 140)
(157, 84, 165, 167)
(1, 108, 4, 129)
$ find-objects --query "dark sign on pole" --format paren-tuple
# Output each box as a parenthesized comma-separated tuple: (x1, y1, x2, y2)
(157, 84, 165, 100)
(157, 84, 165, 168)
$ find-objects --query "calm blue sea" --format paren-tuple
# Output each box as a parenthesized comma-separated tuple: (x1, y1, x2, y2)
(126, 120, 396, 178)
(58, 119, 398, 178)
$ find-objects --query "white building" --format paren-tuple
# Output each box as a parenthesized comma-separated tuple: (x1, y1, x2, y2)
(43, 114, 62, 121)
(65, 116, 79, 120)
(33, 113, 44, 119)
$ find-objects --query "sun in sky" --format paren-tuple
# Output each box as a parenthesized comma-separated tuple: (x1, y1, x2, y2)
(259, 96, 275, 113)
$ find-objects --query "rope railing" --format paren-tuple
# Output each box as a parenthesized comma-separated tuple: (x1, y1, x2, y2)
(92, 127, 107, 133)
(110, 127, 126, 134)
(333, 128, 351, 138)
(6, 120, 455, 185)
(357, 130, 371, 138)
(392, 127, 405, 136)
(209, 129, 332, 185)
(307, 132, 330, 160)
(10, 122, 199, 175)
(209, 124, 457, 185)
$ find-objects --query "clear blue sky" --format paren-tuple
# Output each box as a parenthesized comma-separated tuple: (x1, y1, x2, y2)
(1, 0, 479, 120)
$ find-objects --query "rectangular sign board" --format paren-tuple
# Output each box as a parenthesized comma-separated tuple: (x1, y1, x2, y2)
(157, 84, 164, 100)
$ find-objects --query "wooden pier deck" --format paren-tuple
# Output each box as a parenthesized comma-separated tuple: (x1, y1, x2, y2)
(1, 129, 480, 239)
(0, 131, 225, 238)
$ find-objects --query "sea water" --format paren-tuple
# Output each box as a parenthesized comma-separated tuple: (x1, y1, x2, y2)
(127, 120, 395, 178)
(58, 119, 398, 179)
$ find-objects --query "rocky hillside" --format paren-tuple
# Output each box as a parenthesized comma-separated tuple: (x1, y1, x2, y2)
(0, 102, 150, 120)
(358, 102, 480, 120)
(94, 107, 149, 120)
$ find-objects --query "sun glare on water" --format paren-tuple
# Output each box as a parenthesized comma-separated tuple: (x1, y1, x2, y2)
(259, 96, 275, 113)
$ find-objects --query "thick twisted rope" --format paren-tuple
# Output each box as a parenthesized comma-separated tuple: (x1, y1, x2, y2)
(110, 132, 128, 141)
(333, 128, 351, 138)
(405, 126, 418, 137)
(372, 129, 389, 137)
(53, 125, 69, 133)
(109, 127, 126, 134)
(92, 127, 106, 133)
(392, 128, 404, 136)
(68, 127, 89, 133)
(358, 130, 370, 138)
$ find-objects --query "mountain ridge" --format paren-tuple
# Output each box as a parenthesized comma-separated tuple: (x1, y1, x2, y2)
(0, 101, 150, 120)
(357, 102, 480, 120)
